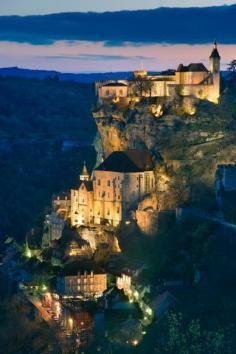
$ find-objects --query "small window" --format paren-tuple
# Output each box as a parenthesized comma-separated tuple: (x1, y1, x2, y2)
(119, 90, 123, 95)
(98, 179, 101, 186)
(107, 180, 110, 187)
(117, 207, 120, 213)
(106, 90, 109, 96)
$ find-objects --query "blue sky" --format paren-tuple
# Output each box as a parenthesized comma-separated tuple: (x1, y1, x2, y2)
(0, 0, 235, 15)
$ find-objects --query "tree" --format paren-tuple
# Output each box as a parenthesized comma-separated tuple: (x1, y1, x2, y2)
(132, 77, 154, 97)
(227, 60, 236, 73)
(227, 60, 236, 80)
(155, 312, 231, 354)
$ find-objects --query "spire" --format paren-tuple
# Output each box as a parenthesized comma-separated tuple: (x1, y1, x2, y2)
(80, 161, 89, 181)
(210, 41, 220, 59)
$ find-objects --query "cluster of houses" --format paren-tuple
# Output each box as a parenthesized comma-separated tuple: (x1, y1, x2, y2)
(43, 149, 156, 247)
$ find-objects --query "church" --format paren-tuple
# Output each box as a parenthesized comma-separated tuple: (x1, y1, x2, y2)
(70, 150, 156, 227)
(96, 42, 221, 104)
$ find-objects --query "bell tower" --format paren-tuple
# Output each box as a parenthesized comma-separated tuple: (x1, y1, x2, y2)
(209, 41, 221, 103)
(209, 41, 221, 74)
(80, 161, 90, 181)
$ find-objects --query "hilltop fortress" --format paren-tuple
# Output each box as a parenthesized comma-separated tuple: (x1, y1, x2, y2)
(96, 42, 221, 104)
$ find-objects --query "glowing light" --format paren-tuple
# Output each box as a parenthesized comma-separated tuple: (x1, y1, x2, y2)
(25, 248, 32, 258)
(41, 284, 47, 292)
(132, 339, 139, 346)
(146, 307, 152, 316)
(68, 317, 74, 331)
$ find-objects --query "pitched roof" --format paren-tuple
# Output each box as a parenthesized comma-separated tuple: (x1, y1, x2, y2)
(177, 63, 208, 73)
(95, 150, 154, 173)
(79, 180, 93, 191)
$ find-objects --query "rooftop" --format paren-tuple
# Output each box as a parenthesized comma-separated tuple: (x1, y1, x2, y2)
(177, 63, 208, 73)
(79, 180, 93, 192)
(210, 42, 221, 59)
(95, 149, 154, 173)
(102, 82, 127, 87)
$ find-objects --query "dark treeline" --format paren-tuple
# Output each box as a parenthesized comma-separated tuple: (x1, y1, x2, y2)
(0, 76, 97, 243)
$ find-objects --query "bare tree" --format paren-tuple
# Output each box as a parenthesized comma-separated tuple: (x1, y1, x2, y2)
(132, 77, 154, 97)
(228, 60, 236, 72)
(227, 60, 236, 80)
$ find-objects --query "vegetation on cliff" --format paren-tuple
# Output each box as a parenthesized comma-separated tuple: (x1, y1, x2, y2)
(94, 80, 236, 209)
(0, 76, 96, 243)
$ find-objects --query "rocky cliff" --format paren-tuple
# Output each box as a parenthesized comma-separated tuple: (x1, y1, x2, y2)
(93, 84, 236, 210)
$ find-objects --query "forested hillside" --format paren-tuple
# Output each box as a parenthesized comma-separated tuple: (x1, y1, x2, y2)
(0, 77, 97, 243)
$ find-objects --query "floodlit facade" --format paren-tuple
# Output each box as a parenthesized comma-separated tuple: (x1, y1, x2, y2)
(116, 273, 132, 292)
(71, 150, 156, 227)
(96, 42, 221, 104)
(58, 271, 107, 299)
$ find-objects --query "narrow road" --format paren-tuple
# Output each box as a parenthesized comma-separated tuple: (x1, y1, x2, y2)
(28, 296, 54, 326)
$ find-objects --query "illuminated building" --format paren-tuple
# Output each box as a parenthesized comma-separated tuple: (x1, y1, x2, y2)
(96, 42, 221, 104)
(57, 271, 107, 299)
(71, 150, 155, 227)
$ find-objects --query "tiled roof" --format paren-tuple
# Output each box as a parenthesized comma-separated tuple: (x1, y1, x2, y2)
(95, 150, 154, 173)
(177, 63, 208, 73)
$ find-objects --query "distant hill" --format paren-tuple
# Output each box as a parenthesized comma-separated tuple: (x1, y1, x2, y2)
(0, 67, 229, 83)
(0, 67, 133, 83)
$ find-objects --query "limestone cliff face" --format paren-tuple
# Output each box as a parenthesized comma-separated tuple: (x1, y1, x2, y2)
(93, 90, 236, 209)
(77, 225, 121, 253)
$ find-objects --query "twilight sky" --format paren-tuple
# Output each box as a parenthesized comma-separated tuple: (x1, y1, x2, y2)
(0, 2, 235, 72)
(0, 0, 235, 15)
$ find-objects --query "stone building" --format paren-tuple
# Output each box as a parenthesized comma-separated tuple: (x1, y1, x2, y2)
(98, 82, 128, 103)
(116, 273, 132, 292)
(96, 42, 221, 104)
(58, 271, 107, 299)
(71, 150, 155, 227)
(43, 212, 65, 246)
(52, 192, 71, 218)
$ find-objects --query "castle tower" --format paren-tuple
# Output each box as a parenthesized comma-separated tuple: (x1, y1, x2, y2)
(209, 41, 221, 74)
(209, 41, 221, 103)
(80, 161, 90, 181)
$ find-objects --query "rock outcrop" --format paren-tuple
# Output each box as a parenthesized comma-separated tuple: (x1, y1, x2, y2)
(93, 88, 236, 210)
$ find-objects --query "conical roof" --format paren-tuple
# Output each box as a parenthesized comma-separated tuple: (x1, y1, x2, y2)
(81, 161, 89, 176)
(210, 41, 220, 59)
